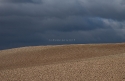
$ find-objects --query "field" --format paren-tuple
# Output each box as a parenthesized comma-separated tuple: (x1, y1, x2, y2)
(0, 43, 125, 81)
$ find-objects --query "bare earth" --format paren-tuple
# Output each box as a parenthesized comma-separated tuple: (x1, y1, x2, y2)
(0, 43, 125, 81)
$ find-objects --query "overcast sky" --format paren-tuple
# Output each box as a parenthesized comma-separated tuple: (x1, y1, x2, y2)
(0, 0, 125, 50)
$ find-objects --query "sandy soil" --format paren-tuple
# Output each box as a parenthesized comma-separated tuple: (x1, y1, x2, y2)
(0, 43, 125, 81)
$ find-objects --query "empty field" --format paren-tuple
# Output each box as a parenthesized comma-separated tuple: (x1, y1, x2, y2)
(0, 43, 125, 81)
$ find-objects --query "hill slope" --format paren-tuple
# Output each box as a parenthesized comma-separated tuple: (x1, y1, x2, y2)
(0, 43, 125, 81)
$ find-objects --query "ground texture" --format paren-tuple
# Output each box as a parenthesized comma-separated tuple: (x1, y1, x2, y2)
(0, 43, 125, 81)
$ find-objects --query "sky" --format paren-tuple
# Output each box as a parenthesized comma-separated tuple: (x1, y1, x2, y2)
(0, 0, 125, 50)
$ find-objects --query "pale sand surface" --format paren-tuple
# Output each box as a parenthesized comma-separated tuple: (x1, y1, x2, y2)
(0, 43, 125, 81)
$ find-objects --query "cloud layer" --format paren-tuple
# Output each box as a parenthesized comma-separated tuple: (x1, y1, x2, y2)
(0, 0, 125, 50)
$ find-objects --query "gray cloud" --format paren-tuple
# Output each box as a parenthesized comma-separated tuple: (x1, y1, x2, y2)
(0, 0, 125, 20)
(0, 0, 42, 3)
(79, 0, 125, 21)
(0, 0, 125, 50)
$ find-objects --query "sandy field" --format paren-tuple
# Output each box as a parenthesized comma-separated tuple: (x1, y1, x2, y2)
(0, 43, 125, 81)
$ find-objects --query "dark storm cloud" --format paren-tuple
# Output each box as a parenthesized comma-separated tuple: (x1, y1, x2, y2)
(0, 0, 86, 18)
(0, 0, 125, 50)
(0, 0, 125, 20)
(80, 0, 125, 21)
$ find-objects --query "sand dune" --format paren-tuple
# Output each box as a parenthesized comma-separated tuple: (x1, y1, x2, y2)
(0, 43, 125, 81)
